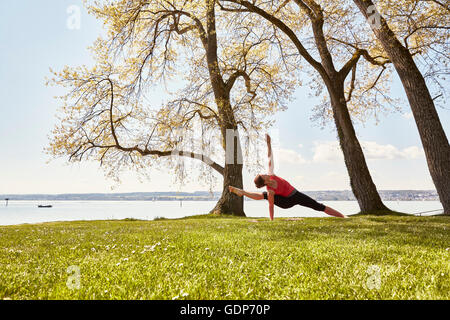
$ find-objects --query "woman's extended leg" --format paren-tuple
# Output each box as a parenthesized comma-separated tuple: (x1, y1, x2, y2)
(292, 191, 348, 218)
(229, 186, 264, 200)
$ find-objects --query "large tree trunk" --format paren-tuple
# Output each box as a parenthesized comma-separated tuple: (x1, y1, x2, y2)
(230, 0, 391, 214)
(305, 11, 391, 214)
(329, 81, 390, 213)
(211, 124, 245, 216)
(353, 0, 450, 215)
(210, 163, 245, 216)
(202, 0, 245, 216)
(308, 11, 390, 214)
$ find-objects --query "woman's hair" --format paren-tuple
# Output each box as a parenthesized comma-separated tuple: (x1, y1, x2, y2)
(254, 175, 265, 188)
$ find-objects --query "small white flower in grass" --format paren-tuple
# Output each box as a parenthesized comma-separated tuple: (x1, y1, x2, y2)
(104, 290, 108, 293)
(446, 248, 449, 251)
(179, 263, 184, 267)
(205, 248, 210, 251)
(172, 295, 179, 300)
(116, 262, 121, 266)
(123, 258, 129, 262)
(91, 248, 96, 252)
(132, 250, 135, 254)
(180, 289, 188, 297)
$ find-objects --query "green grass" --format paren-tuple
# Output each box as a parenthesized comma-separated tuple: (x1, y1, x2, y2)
(0, 215, 449, 300)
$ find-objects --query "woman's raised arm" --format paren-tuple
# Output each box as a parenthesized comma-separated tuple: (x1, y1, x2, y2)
(266, 134, 274, 175)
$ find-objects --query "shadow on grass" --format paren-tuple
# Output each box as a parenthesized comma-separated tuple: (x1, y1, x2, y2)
(177, 213, 449, 252)
(352, 210, 409, 216)
(178, 213, 248, 220)
(266, 216, 449, 250)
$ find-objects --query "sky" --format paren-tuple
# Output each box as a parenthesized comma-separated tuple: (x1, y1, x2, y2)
(0, 1, 449, 195)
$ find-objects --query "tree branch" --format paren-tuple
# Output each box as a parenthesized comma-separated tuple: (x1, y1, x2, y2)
(339, 49, 362, 79)
(346, 63, 357, 102)
(225, 69, 256, 99)
(222, 0, 328, 81)
(101, 78, 224, 175)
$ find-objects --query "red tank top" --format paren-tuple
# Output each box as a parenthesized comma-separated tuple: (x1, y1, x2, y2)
(266, 175, 295, 197)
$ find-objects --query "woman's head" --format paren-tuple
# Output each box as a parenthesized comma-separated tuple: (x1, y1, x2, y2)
(254, 174, 266, 188)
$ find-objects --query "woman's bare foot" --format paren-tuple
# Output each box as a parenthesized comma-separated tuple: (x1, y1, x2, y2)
(228, 186, 244, 196)
(324, 206, 346, 218)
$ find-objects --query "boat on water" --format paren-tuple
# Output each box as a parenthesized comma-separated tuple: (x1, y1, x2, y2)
(38, 205, 53, 208)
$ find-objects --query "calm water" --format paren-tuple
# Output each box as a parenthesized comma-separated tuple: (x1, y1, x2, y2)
(0, 200, 443, 226)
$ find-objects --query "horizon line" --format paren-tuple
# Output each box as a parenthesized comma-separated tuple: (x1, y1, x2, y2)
(0, 189, 438, 196)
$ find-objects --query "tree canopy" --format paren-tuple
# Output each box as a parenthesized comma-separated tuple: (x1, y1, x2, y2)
(47, 0, 297, 193)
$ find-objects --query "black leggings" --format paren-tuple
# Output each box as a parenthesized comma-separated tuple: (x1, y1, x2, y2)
(263, 190, 326, 212)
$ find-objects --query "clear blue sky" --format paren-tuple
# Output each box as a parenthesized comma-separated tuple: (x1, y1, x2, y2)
(0, 1, 449, 194)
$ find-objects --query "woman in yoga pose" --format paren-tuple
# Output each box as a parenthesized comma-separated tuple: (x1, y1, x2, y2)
(229, 134, 347, 220)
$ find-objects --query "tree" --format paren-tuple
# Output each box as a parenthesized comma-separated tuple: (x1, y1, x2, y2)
(221, 0, 394, 214)
(352, 0, 450, 214)
(47, 0, 295, 216)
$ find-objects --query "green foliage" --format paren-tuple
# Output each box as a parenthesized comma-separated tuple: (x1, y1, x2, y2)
(0, 216, 448, 299)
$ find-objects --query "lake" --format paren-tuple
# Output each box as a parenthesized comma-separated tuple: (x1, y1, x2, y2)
(0, 200, 444, 226)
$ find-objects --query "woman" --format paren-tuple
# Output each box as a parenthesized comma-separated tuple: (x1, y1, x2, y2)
(229, 134, 347, 220)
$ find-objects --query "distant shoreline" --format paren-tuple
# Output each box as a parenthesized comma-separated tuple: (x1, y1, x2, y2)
(0, 190, 438, 202)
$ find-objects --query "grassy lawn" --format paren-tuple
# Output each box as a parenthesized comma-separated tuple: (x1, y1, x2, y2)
(0, 215, 449, 300)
